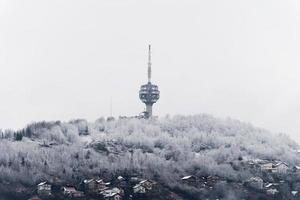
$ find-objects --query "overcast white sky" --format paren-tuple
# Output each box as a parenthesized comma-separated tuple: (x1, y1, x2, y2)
(1, 0, 300, 142)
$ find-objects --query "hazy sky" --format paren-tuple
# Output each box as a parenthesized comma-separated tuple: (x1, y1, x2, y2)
(1, 0, 300, 142)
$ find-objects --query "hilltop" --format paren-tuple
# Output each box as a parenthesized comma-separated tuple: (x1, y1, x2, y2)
(0, 114, 300, 199)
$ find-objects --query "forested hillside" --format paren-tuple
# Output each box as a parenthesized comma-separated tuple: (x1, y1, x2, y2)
(0, 114, 299, 199)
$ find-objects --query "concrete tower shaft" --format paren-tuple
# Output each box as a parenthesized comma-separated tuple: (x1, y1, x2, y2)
(139, 45, 160, 118)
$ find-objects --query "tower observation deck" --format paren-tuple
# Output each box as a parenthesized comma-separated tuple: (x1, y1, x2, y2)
(139, 45, 160, 118)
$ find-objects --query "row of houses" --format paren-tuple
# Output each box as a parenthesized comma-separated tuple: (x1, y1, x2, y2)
(242, 157, 300, 174)
(33, 176, 156, 200)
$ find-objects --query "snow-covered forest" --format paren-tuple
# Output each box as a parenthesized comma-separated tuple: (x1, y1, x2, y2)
(0, 114, 299, 189)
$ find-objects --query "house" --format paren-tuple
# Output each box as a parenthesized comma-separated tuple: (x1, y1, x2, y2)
(101, 188, 123, 200)
(292, 191, 298, 197)
(83, 178, 109, 193)
(133, 184, 146, 194)
(273, 162, 289, 174)
(139, 180, 155, 190)
(62, 186, 84, 198)
(37, 181, 51, 196)
(246, 177, 263, 190)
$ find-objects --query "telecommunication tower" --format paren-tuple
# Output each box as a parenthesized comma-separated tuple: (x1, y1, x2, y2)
(139, 45, 160, 118)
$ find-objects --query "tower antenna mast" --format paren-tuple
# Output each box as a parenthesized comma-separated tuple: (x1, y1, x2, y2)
(148, 45, 152, 83)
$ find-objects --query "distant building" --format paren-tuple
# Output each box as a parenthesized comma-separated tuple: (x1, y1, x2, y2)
(37, 181, 51, 196)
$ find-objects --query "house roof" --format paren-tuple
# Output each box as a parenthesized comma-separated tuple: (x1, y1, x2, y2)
(181, 175, 193, 180)
(133, 184, 144, 189)
(37, 181, 48, 186)
(292, 191, 298, 196)
(294, 166, 300, 169)
(101, 188, 121, 196)
(140, 179, 152, 184)
(265, 183, 273, 188)
(274, 162, 289, 167)
(104, 192, 119, 197)
(83, 179, 94, 184)
(96, 179, 104, 183)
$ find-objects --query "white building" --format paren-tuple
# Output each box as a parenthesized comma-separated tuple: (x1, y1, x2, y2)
(273, 162, 289, 174)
